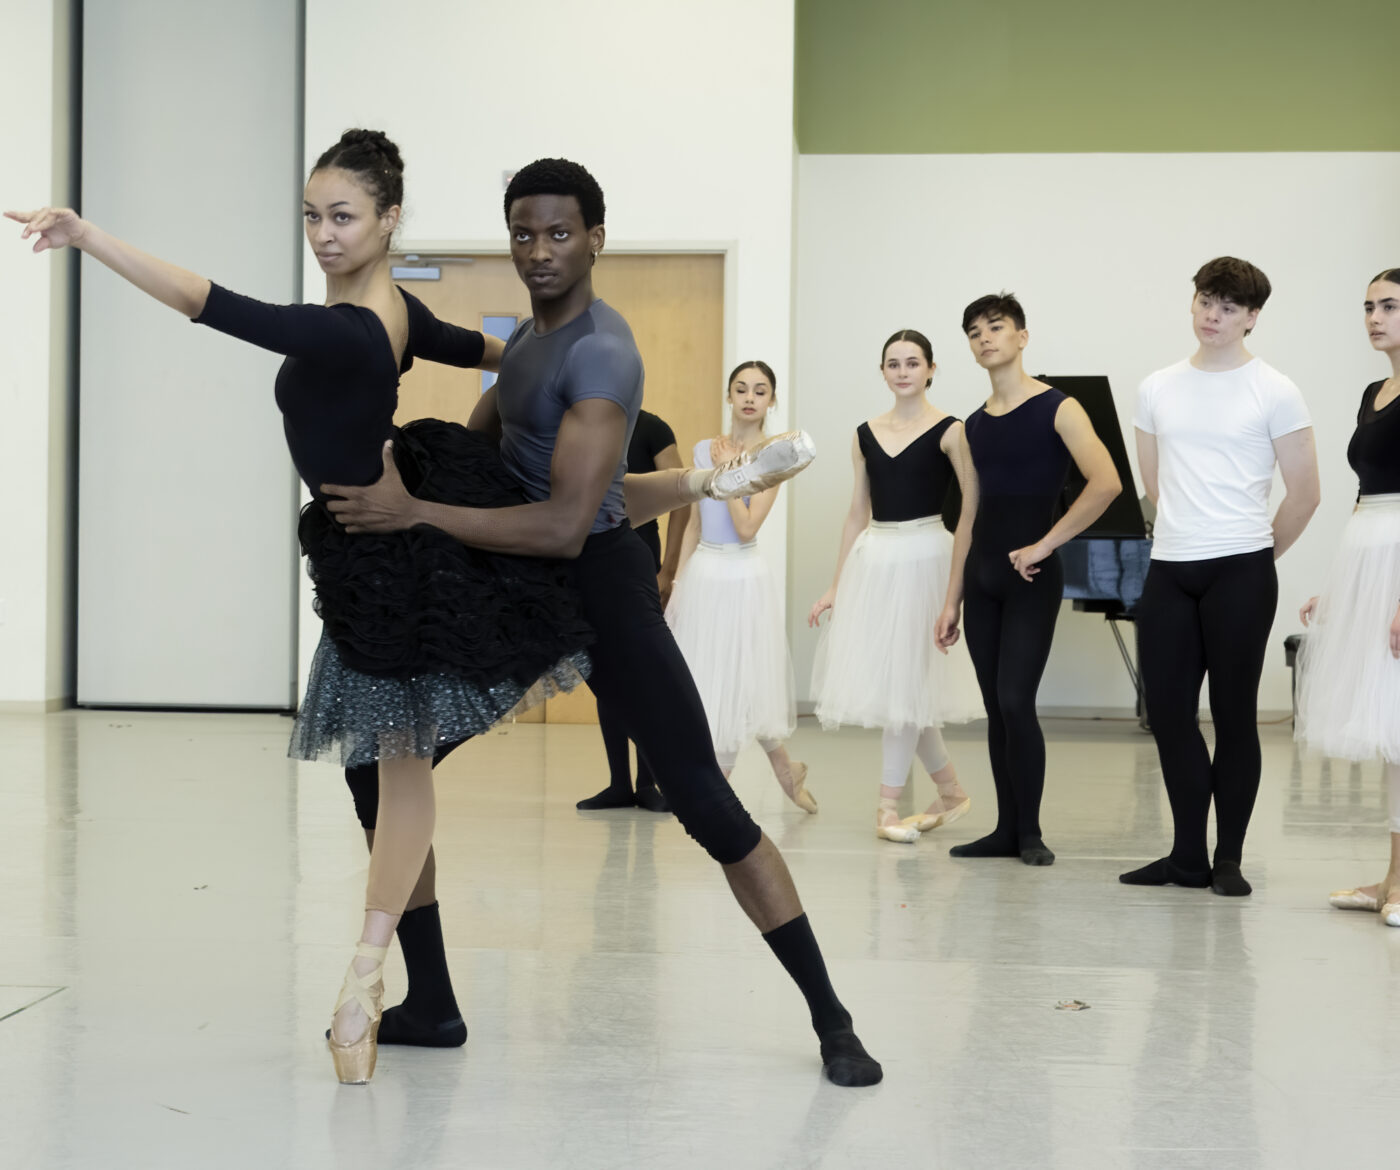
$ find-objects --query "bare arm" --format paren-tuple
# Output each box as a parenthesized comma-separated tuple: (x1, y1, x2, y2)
(1008, 398, 1122, 581)
(467, 384, 503, 442)
(725, 481, 780, 543)
(7, 208, 210, 317)
(935, 422, 979, 650)
(323, 398, 626, 558)
(479, 335, 505, 374)
(673, 502, 701, 582)
(652, 442, 689, 603)
(808, 433, 871, 627)
(1135, 428, 1159, 506)
(1271, 427, 1321, 559)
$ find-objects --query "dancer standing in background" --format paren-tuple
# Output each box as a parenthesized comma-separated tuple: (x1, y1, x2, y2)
(1297, 267, 1400, 924)
(810, 330, 982, 843)
(1121, 257, 1319, 896)
(578, 407, 689, 813)
(950, 294, 1121, 867)
(668, 362, 815, 812)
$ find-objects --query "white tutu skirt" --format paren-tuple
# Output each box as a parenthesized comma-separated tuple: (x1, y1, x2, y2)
(666, 541, 796, 755)
(812, 517, 984, 730)
(1295, 494, 1400, 763)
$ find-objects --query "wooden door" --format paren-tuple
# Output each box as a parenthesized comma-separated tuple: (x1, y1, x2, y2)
(391, 252, 725, 723)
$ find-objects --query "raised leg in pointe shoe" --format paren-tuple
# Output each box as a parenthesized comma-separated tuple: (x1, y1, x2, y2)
(330, 753, 437, 1083)
(619, 431, 816, 526)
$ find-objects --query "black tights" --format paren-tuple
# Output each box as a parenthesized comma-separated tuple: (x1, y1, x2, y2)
(960, 497, 1064, 851)
(598, 698, 659, 792)
(572, 525, 761, 863)
(1137, 549, 1277, 869)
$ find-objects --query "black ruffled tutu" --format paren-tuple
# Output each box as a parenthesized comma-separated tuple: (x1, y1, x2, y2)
(290, 419, 592, 767)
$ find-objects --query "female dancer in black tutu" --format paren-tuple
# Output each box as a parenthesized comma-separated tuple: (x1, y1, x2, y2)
(6, 131, 802, 1083)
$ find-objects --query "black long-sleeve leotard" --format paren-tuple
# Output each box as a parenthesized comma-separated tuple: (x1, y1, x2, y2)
(193, 283, 485, 495)
(191, 282, 592, 697)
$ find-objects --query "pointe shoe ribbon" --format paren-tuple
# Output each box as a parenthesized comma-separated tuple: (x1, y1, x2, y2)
(329, 941, 389, 1085)
(876, 800, 919, 844)
(706, 431, 816, 499)
(901, 794, 971, 833)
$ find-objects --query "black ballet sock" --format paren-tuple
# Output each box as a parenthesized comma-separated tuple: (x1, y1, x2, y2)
(1018, 837, 1055, 867)
(949, 829, 1020, 859)
(1118, 858, 1212, 887)
(1210, 859, 1252, 897)
(762, 914, 882, 1087)
(634, 784, 671, 814)
(378, 903, 467, 1048)
(576, 785, 637, 810)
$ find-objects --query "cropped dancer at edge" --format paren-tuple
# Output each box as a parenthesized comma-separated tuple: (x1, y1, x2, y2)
(1298, 268, 1400, 924)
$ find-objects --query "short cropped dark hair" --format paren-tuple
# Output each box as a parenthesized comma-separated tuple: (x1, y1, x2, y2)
(504, 159, 606, 229)
(962, 293, 1025, 334)
(1193, 257, 1271, 312)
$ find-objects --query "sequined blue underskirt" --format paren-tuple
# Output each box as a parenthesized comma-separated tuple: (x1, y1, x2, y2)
(290, 629, 590, 768)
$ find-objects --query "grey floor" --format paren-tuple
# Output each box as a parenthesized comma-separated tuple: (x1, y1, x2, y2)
(2, 709, 1397, 1170)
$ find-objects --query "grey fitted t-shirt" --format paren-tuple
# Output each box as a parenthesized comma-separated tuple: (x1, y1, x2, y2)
(496, 300, 644, 534)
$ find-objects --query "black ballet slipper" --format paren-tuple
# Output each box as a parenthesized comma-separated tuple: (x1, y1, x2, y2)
(819, 1027, 883, 1087)
(1018, 837, 1056, 867)
(634, 785, 671, 814)
(1119, 858, 1211, 888)
(1210, 860, 1253, 897)
(378, 1004, 468, 1048)
(949, 831, 1020, 859)
(576, 787, 637, 810)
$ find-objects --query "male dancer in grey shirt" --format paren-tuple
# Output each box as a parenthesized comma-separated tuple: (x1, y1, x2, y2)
(325, 158, 879, 1087)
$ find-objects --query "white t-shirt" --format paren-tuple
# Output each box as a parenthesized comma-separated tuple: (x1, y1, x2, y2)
(1134, 357, 1311, 561)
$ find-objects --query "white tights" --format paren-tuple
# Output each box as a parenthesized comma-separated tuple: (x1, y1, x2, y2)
(879, 725, 950, 790)
(1388, 761, 1400, 834)
(716, 738, 783, 773)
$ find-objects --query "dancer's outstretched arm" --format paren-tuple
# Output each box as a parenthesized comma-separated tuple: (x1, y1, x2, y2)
(7, 207, 210, 316)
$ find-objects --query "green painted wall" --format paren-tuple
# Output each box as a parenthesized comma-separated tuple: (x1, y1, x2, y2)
(796, 0, 1399, 153)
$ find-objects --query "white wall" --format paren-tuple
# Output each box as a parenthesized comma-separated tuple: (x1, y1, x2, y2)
(300, 0, 798, 684)
(77, 0, 302, 707)
(791, 152, 1400, 714)
(0, 0, 76, 710)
